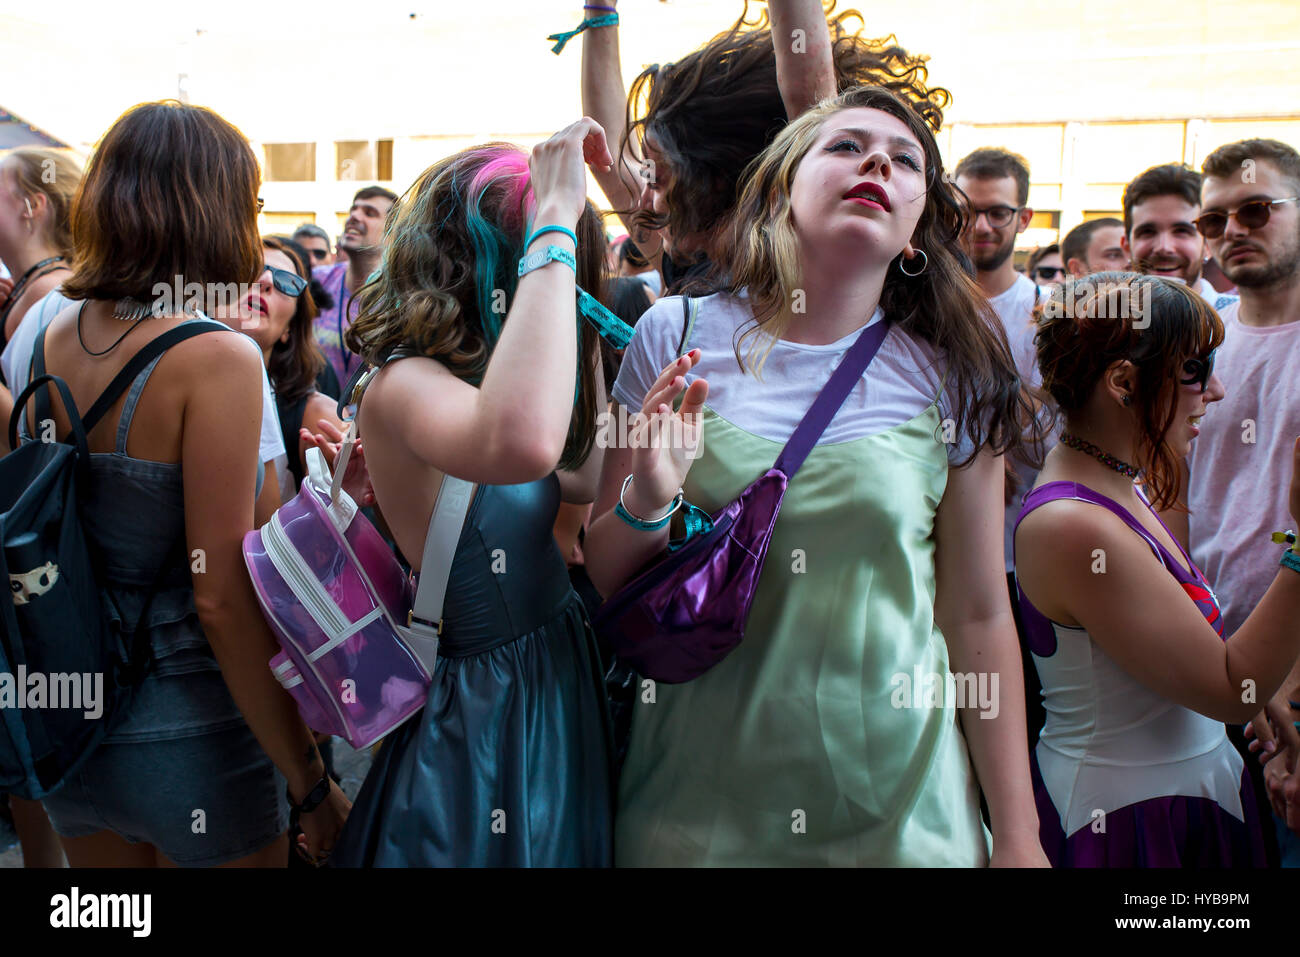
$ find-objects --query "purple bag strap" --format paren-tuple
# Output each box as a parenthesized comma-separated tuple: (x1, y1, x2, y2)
(774, 319, 891, 476)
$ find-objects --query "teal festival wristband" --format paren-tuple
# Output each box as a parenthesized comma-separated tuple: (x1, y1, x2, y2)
(577, 288, 634, 348)
(1280, 547, 1300, 576)
(525, 224, 578, 249)
(547, 13, 619, 55)
(518, 244, 577, 278)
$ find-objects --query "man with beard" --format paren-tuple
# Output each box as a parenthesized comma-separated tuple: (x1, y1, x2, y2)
(312, 186, 397, 389)
(955, 147, 1046, 746)
(1177, 138, 1300, 865)
(1122, 163, 1235, 308)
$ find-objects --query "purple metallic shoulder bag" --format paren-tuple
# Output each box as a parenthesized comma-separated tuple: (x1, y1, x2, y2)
(593, 310, 891, 683)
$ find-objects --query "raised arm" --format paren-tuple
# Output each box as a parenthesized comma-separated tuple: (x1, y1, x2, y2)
(364, 120, 615, 485)
(768, 0, 837, 120)
(933, 447, 1047, 867)
(581, 0, 642, 229)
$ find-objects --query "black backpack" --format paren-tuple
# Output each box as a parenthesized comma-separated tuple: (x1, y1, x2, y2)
(0, 319, 225, 798)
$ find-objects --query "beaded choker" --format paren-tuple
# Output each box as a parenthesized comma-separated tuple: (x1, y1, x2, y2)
(1059, 431, 1143, 479)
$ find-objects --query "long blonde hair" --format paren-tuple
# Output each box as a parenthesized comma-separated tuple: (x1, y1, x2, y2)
(721, 85, 1037, 466)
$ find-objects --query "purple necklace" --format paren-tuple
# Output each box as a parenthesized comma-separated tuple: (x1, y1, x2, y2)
(1059, 431, 1143, 479)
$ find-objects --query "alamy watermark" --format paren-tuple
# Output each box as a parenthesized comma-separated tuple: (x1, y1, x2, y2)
(0, 667, 104, 720)
(1040, 278, 1154, 327)
(595, 405, 703, 458)
(890, 667, 1000, 719)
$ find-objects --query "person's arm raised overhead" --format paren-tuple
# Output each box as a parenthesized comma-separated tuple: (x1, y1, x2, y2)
(368, 119, 615, 485)
(1017, 437, 1300, 725)
(769, 0, 837, 121)
(580, 1, 641, 230)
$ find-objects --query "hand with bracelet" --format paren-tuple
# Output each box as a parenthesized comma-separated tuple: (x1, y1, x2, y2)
(288, 748, 351, 866)
(620, 349, 710, 527)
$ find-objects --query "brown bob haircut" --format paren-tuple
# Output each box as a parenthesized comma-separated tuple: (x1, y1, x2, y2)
(62, 101, 262, 306)
(263, 236, 325, 404)
(623, 0, 947, 253)
(1034, 272, 1224, 511)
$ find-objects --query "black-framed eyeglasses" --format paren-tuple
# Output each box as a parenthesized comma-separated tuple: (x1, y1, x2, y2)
(970, 204, 1022, 229)
(263, 264, 307, 298)
(1194, 197, 1298, 239)
(1180, 348, 1216, 393)
(1034, 266, 1067, 281)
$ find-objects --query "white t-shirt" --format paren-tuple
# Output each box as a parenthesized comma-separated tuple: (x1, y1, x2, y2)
(611, 292, 971, 465)
(3, 289, 284, 465)
(1188, 299, 1300, 636)
(990, 273, 1044, 572)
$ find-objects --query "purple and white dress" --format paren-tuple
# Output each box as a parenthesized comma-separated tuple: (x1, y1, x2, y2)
(1013, 480, 1266, 867)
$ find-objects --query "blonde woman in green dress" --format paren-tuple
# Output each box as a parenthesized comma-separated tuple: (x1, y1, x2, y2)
(584, 86, 1049, 866)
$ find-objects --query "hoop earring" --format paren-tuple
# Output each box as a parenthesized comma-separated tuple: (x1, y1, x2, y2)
(899, 249, 928, 277)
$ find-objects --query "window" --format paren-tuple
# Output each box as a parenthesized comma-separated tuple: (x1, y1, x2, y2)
(263, 143, 316, 182)
(336, 139, 394, 182)
(261, 211, 317, 233)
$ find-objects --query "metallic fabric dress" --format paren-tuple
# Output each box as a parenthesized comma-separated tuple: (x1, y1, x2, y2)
(332, 475, 614, 866)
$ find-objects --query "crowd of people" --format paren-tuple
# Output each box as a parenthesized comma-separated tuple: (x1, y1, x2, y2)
(1, 0, 1299, 868)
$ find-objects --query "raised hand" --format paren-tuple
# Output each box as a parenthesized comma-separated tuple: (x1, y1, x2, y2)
(528, 117, 614, 227)
(622, 349, 709, 518)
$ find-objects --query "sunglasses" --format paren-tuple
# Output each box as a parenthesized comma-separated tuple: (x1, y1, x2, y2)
(1033, 266, 1067, 281)
(307, 248, 329, 261)
(263, 264, 307, 298)
(1180, 348, 1216, 393)
(1194, 197, 1298, 239)
(970, 204, 1022, 229)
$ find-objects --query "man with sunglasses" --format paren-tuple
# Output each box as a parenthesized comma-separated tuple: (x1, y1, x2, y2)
(1178, 138, 1300, 864)
(292, 224, 333, 267)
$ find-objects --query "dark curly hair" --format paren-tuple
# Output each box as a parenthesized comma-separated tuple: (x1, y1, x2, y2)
(622, 0, 947, 255)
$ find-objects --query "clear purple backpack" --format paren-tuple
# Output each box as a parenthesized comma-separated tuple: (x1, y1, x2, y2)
(242, 430, 474, 749)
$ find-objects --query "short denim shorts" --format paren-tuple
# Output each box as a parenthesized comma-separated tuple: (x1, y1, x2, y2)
(42, 665, 288, 866)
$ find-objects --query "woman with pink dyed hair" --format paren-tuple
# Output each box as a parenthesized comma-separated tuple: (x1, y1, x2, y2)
(329, 123, 615, 866)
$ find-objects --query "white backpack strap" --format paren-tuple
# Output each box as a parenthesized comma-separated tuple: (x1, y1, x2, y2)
(403, 475, 475, 667)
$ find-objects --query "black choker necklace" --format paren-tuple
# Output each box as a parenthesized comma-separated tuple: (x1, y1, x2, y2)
(1059, 431, 1143, 479)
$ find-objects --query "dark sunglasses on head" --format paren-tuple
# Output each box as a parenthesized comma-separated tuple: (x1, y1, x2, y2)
(1194, 197, 1298, 239)
(1180, 348, 1216, 393)
(1034, 266, 1067, 281)
(970, 204, 1022, 229)
(264, 264, 307, 298)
